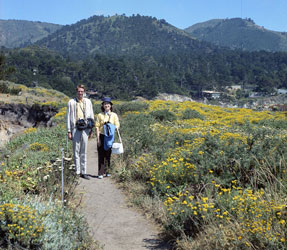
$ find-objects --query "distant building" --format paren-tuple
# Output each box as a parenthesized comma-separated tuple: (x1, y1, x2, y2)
(276, 88, 287, 95)
(202, 90, 221, 99)
(226, 85, 242, 91)
(269, 104, 287, 111)
(249, 92, 264, 98)
(243, 85, 256, 91)
(86, 90, 98, 99)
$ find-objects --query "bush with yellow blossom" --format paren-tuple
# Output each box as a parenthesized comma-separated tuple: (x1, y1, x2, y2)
(116, 100, 287, 249)
(0, 203, 44, 248)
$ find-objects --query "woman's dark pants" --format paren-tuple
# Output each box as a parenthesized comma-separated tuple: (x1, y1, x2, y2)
(97, 134, 111, 176)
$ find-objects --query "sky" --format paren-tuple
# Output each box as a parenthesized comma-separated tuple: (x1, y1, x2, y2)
(0, 0, 287, 32)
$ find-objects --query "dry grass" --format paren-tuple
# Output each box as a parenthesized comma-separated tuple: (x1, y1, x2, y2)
(0, 81, 69, 105)
(176, 223, 254, 250)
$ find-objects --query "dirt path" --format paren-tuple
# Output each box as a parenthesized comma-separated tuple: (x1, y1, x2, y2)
(76, 138, 170, 250)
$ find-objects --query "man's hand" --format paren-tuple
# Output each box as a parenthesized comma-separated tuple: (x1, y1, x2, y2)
(97, 138, 101, 147)
(68, 132, 73, 140)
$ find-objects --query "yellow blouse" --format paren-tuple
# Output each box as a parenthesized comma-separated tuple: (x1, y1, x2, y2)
(95, 112, 120, 134)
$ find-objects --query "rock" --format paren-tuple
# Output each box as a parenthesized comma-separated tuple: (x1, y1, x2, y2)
(154, 93, 194, 102)
(0, 103, 58, 148)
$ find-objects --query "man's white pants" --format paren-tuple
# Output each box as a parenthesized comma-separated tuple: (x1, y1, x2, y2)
(72, 128, 90, 175)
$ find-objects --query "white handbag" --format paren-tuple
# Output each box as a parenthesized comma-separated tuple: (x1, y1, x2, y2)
(112, 128, 124, 154)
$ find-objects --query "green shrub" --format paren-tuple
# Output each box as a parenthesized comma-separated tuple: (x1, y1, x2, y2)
(0, 203, 44, 249)
(0, 81, 21, 95)
(114, 100, 287, 249)
(114, 101, 149, 115)
(0, 81, 9, 93)
(182, 109, 205, 120)
(0, 103, 99, 249)
(150, 109, 177, 122)
(120, 113, 155, 157)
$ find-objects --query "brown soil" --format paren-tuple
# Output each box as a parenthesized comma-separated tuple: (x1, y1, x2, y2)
(76, 138, 171, 250)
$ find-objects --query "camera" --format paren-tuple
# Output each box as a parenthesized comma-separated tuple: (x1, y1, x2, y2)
(76, 119, 87, 130)
(76, 118, 94, 130)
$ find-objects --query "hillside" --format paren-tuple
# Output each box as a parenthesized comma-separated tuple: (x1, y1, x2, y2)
(185, 18, 287, 52)
(36, 14, 213, 58)
(2, 15, 287, 100)
(0, 19, 62, 48)
(3, 44, 287, 100)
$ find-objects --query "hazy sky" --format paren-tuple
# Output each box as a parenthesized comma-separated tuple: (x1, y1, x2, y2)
(0, 0, 286, 31)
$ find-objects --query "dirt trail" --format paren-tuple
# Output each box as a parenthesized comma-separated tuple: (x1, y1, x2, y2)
(76, 138, 170, 250)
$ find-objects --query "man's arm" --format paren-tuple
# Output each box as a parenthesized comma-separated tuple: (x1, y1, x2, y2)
(66, 101, 73, 140)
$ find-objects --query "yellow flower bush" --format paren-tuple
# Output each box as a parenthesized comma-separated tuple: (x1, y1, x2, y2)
(118, 100, 287, 248)
(42, 101, 58, 106)
(164, 184, 286, 247)
(29, 142, 49, 152)
(24, 127, 37, 134)
(0, 203, 44, 248)
(54, 107, 67, 118)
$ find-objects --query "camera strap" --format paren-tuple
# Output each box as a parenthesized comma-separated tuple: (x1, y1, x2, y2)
(75, 98, 86, 120)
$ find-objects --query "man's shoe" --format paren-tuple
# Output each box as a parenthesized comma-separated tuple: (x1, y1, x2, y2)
(80, 174, 90, 180)
(106, 174, 111, 177)
(98, 175, 103, 179)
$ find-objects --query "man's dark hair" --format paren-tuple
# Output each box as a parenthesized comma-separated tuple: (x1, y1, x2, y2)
(76, 84, 85, 91)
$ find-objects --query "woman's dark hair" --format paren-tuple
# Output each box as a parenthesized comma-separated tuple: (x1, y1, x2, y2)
(101, 103, 113, 112)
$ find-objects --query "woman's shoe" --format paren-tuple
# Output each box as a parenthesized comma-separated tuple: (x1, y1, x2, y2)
(80, 174, 90, 180)
(98, 175, 103, 179)
(106, 174, 111, 177)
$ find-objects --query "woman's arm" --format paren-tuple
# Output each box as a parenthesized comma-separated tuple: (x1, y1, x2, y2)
(95, 114, 101, 146)
(96, 127, 100, 146)
(113, 113, 120, 129)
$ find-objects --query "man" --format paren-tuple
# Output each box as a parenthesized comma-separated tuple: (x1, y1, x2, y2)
(66, 84, 94, 180)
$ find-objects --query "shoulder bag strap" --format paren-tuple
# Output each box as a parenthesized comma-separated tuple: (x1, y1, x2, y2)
(74, 98, 78, 121)
(116, 127, 122, 143)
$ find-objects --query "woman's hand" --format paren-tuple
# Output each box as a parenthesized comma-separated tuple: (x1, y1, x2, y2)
(88, 130, 93, 139)
(97, 137, 101, 147)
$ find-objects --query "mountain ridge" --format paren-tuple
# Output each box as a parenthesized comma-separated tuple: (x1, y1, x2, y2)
(185, 18, 287, 52)
(35, 14, 214, 58)
(2, 16, 287, 53)
(0, 19, 62, 48)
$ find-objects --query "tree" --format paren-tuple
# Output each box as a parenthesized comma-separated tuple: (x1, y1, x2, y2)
(0, 54, 5, 80)
(255, 76, 275, 94)
(0, 53, 15, 80)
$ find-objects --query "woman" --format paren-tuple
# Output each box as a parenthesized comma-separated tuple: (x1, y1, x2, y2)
(95, 97, 120, 179)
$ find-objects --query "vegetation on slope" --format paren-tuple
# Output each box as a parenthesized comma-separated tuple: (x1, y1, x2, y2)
(0, 19, 62, 48)
(36, 14, 210, 58)
(1, 15, 287, 100)
(112, 100, 287, 249)
(2, 45, 287, 99)
(185, 18, 287, 52)
(0, 100, 98, 249)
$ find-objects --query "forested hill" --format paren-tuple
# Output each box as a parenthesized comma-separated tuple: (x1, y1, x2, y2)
(0, 20, 62, 48)
(2, 15, 287, 100)
(3, 45, 287, 99)
(36, 14, 214, 58)
(185, 18, 287, 52)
